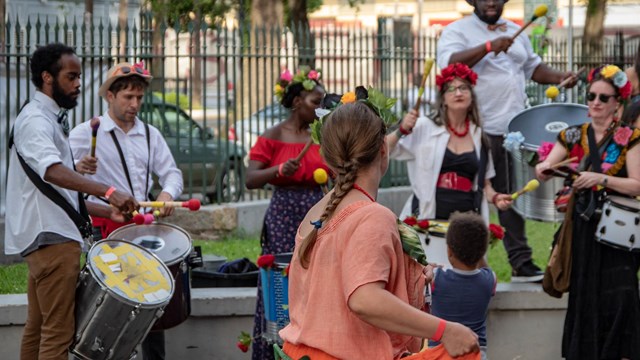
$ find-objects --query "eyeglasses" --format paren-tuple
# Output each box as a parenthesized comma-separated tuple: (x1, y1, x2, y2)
(446, 85, 471, 94)
(587, 92, 616, 103)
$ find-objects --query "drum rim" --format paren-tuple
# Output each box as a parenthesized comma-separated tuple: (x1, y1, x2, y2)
(86, 239, 175, 307)
(605, 195, 640, 213)
(107, 222, 192, 266)
(508, 103, 589, 151)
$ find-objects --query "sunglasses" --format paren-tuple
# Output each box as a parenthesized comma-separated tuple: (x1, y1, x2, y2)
(587, 92, 616, 103)
(113, 66, 146, 76)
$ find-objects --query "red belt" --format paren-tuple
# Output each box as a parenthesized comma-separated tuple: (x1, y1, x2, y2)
(436, 172, 473, 192)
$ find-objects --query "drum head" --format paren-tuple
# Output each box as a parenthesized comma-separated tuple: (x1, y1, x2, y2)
(87, 240, 174, 306)
(428, 220, 449, 237)
(108, 223, 192, 266)
(507, 103, 589, 150)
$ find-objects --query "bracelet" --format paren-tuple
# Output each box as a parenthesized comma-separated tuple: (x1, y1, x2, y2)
(398, 125, 411, 136)
(395, 128, 406, 138)
(432, 319, 447, 342)
(601, 175, 608, 187)
(104, 186, 116, 200)
(278, 163, 285, 177)
(492, 193, 500, 205)
(485, 40, 492, 53)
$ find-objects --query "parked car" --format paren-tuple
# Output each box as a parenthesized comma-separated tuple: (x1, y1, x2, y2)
(229, 103, 290, 158)
(140, 98, 246, 203)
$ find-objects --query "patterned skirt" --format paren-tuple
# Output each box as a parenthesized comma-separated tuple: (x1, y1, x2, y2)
(252, 186, 324, 360)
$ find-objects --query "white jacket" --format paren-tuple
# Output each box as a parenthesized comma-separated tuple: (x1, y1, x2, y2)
(390, 117, 496, 224)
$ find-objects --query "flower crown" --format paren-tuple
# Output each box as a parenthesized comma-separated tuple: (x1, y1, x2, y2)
(587, 65, 632, 100)
(310, 86, 398, 145)
(435, 63, 478, 91)
(274, 65, 322, 101)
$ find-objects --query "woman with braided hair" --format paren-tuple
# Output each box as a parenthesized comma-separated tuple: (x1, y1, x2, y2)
(279, 99, 479, 359)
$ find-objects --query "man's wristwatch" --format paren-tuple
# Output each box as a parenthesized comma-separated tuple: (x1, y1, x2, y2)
(601, 175, 608, 187)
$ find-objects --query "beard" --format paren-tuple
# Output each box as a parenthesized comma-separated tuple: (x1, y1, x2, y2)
(52, 79, 79, 109)
(474, 9, 501, 25)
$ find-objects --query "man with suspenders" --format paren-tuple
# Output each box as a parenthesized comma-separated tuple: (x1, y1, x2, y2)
(69, 62, 183, 360)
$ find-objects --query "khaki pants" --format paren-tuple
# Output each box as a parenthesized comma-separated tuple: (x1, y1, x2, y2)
(21, 241, 81, 360)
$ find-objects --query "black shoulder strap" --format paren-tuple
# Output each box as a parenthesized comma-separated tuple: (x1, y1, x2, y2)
(109, 122, 151, 200)
(585, 124, 611, 173)
(14, 149, 92, 240)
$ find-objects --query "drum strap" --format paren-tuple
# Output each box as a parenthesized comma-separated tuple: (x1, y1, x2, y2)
(109, 122, 151, 200)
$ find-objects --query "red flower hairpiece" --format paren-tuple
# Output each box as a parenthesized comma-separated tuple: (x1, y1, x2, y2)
(436, 63, 478, 91)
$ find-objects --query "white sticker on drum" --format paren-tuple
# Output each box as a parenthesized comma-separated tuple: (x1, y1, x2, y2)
(545, 121, 570, 134)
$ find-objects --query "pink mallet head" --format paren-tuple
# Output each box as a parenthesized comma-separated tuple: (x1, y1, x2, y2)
(143, 213, 155, 224)
(90, 117, 101, 132)
(185, 199, 201, 211)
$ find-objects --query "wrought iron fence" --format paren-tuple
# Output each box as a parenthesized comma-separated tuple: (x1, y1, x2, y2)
(1, 13, 639, 211)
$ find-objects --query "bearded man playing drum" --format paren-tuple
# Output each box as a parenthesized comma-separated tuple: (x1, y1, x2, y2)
(4, 43, 138, 360)
(436, 0, 578, 282)
(535, 65, 640, 360)
(69, 62, 183, 360)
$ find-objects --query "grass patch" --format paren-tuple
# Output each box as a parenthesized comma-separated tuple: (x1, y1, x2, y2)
(0, 218, 558, 294)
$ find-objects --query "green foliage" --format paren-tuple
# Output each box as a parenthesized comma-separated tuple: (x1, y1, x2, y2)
(153, 91, 192, 110)
(145, 0, 234, 29)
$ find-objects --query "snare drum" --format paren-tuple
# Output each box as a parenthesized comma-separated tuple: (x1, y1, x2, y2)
(109, 223, 193, 330)
(261, 253, 292, 344)
(419, 220, 451, 269)
(596, 195, 640, 252)
(72, 239, 174, 360)
(507, 103, 588, 222)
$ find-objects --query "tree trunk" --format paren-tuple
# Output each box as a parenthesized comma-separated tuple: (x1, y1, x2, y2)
(581, 0, 607, 67)
(290, 0, 315, 68)
(241, 0, 283, 116)
(118, 0, 129, 59)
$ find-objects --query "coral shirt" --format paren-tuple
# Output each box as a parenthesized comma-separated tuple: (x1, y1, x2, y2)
(280, 201, 425, 359)
(249, 136, 329, 187)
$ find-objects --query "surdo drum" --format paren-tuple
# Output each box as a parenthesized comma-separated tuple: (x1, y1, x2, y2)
(418, 220, 451, 269)
(507, 103, 589, 222)
(72, 240, 174, 360)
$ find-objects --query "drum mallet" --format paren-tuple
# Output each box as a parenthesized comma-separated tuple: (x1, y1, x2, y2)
(89, 116, 100, 157)
(511, 4, 548, 40)
(138, 199, 202, 211)
(546, 67, 586, 100)
(511, 179, 540, 200)
(413, 58, 435, 113)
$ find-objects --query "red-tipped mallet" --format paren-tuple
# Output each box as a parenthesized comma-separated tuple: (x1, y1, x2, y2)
(138, 199, 201, 211)
(90, 117, 100, 157)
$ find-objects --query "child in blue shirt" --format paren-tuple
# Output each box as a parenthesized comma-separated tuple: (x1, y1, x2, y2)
(429, 212, 496, 360)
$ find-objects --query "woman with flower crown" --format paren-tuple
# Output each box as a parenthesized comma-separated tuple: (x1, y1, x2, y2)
(535, 65, 640, 360)
(245, 66, 330, 360)
(279, 88, 480, 360)
(387, 63, 512, 228)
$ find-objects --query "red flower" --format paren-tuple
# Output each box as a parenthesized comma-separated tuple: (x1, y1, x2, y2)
(257, 254, 275, 268)
(614, 126, 633, 146)
(436, 63, 478, 90)
(417, 219, 430, 229)
(403, 216, 418, 226)
(569, 144, 585, 162)
(537, 141, 555, 162)
(619, 81, 632, 100)
(489, 224, 504, 240)
(237, 341, 249, 352)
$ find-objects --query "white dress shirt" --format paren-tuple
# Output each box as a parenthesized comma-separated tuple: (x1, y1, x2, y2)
(4, 91, 84, 254)
(437, 13, 542, 136)
(69, 111, 183, 205)
(390, 118, 496, 224)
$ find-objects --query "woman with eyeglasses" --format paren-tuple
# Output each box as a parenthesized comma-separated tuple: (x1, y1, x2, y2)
(387, 63, 512, 226)
(535, 65, 640, 360)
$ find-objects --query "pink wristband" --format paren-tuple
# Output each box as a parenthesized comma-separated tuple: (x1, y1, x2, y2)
(398, 125, 411, 135)
(278, 163, 285, 177)
(104, 186, 116, 200)
(492, 193, 500, 205)
(485, 40, 492, 53)
(432, 319, 447, 342)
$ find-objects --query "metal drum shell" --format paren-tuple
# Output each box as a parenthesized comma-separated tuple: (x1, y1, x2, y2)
(108, 223, 193, 330)
(507, 103, 589, 222)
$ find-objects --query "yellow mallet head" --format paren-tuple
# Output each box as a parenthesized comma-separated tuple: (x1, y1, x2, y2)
(545, 86, 560, 99)
(313, 168, 328, 184)
(533, 4, 548, 19)
(524, 179, 540, 192)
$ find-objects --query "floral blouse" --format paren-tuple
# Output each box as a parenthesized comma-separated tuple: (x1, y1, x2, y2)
(558, 123, 640, 177)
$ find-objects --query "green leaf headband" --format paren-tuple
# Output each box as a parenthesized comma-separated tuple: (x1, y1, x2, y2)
(311, 86, 398, 145)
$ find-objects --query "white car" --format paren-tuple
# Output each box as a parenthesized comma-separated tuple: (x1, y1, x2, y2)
(230, 103, 290, 164)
